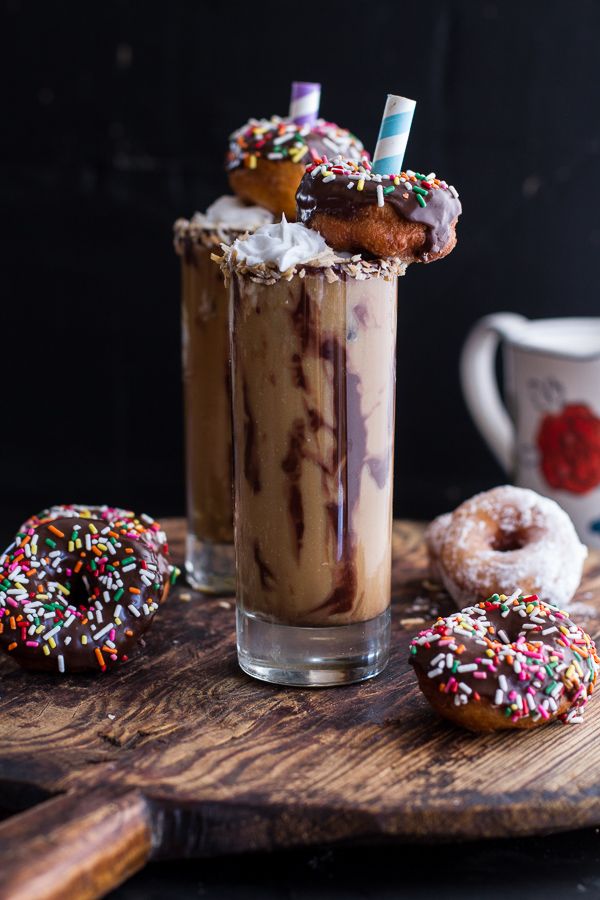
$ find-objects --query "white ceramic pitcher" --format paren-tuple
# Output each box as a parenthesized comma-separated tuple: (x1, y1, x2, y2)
(460, 314, 600, 546)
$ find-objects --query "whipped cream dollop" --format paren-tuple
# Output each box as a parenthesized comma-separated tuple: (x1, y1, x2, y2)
(193, 195, 273, 231)
(232, 216, 330, 271)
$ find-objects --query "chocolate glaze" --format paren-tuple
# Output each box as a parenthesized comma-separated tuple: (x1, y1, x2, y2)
(314, 336, 368, 615)
(291, 353, 307, 390)
(231, 271, 393, 624)
(281, 419, 306, 560)
(410, 597, 599, 724)
(254, 540, 275, 591)
(353, 304, 369, 328)
(296, 171, 462, 258)
(291, 282, 318, 354)
(306, 406, 325, 433)
(242, 379, 261, 494)
(0, 510, 172, 674)
(283, 282, 388, 617)
(366, 455, 390, 490)
(319, 555, 360, 618)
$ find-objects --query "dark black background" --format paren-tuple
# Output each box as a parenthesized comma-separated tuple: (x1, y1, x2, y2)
(3, 0, 600, 533)
(3, 3, 600, 896)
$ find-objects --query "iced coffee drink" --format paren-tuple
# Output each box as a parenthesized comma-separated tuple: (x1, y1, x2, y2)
(218, 219, 404, 683)
(218, 128, 461, 682)
(174, 196, 272, 593)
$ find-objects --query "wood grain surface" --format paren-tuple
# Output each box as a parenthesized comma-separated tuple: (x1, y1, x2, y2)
(1, 518, 600, 900)
(0, 788, 151, 900)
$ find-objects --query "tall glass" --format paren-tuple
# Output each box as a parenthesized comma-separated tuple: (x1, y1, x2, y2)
(175, 222, 235, 593)
(229, 264, 399, 685)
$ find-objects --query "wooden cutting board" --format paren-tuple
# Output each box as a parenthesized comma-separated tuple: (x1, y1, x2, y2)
(1, 518, 600, 900)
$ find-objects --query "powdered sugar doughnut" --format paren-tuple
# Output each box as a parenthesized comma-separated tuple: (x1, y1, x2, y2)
(425, 486, 587, 608)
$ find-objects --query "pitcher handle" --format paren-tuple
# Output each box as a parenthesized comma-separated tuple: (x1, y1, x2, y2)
(460, 313, 527, 473)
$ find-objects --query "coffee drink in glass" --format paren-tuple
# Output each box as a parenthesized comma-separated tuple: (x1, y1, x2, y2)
(174, 197, 272, 593)
(220, 219, 403, 683)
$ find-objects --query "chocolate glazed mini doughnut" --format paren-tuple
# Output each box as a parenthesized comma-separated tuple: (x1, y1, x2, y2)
(425, 485, 587, 608)
(410, 592, 599, 731)
(22, 504, 173, 583)
(0, 506, 178, 674)
(297, 157, 461, 262)
(227, 117, 366, 221)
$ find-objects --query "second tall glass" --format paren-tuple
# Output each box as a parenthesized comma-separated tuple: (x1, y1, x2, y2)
(176, 223, 235, 593)
(175, 201, 273, 594)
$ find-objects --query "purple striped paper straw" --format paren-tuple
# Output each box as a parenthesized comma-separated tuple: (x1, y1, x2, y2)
(289, 82, 321, 127)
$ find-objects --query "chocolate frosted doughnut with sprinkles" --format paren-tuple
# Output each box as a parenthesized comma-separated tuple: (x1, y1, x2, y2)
(410, 593, 599, 732)
(296, 155, 461, 262)
(227, 116, 366, 221)
(22, 504, 173, 582)
(0, 506, 178, 674)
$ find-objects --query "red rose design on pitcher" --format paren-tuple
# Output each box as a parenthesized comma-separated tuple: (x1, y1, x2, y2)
(536, 403, 600, 494)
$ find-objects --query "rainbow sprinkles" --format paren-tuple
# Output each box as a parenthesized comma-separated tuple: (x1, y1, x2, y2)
(410, 593, 599, 725)
(305, 155, 459, 210)
(0, 505, 179, 674)
(226, 116, 365, 170)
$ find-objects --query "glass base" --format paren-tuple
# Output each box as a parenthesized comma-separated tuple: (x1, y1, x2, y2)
(185, 534, 235, 595)
(236, 606, 391, 687)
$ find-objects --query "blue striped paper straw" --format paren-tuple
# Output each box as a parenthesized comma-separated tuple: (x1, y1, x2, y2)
(289, 82, 321, 127)
(371, 94, 416, 175)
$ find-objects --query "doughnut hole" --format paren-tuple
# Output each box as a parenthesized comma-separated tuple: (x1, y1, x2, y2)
(490, 528, 527, 553)
(439, 506, 550, 602)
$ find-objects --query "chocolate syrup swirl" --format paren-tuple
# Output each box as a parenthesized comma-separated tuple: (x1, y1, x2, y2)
(284, 283, 378, 617)
(281, 419, 306, 560)
(314, 336, 368, 615)
(254, 540, 275, 591)
(242, 379, 261, 494)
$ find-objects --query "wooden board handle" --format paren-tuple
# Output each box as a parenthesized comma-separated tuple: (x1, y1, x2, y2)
(0, 787, 152, 900)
